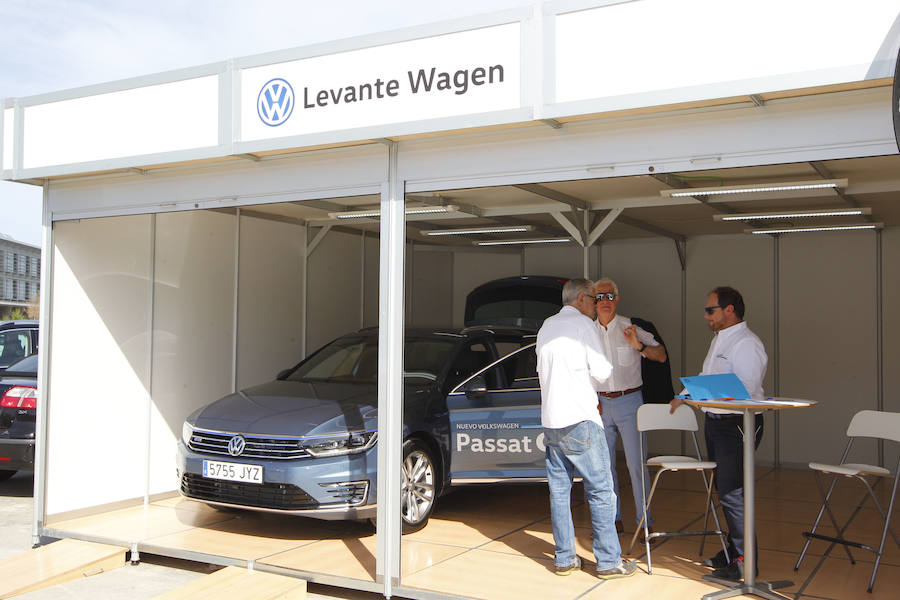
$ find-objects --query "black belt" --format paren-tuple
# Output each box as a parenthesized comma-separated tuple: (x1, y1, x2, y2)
(598, 386, 642, 399)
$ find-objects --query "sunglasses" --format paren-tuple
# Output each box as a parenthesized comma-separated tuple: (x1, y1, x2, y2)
(704, 305, 722, 315)
(595, 292, 617, 302)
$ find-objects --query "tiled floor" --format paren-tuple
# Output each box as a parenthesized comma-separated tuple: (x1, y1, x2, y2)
(45, 464, 900, 600)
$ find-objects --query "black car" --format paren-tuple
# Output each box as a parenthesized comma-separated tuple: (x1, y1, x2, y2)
(0, 320, 39, 373)
(464, 275, 567, 329)
(0, 353, 38, 481)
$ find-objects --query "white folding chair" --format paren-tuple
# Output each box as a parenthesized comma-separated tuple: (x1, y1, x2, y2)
(794, 410, 900, 593)
(627, 404, 730, 573)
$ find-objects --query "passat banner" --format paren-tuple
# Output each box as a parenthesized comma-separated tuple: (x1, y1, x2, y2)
(240, 23, 521, 142)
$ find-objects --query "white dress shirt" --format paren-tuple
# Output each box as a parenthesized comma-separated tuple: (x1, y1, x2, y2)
(698, 321, 768, 415)
(595, 314, 659, 392)
(537, 305, 613, 429)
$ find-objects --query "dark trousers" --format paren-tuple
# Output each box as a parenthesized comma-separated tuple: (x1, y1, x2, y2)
(704, 412, 764, 558)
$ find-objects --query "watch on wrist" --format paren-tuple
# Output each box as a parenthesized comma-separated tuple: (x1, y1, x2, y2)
(638, 342, 646, 353)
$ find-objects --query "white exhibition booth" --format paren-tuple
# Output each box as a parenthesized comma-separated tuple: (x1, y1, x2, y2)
(3, 1, 900, 598)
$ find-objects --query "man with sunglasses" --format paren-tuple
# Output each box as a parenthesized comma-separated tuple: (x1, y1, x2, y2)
(592, 278, 667, 536)
(670, 286, 767, 582)
(537, 278, 636, 580)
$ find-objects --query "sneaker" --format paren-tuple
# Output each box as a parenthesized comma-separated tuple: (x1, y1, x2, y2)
(555, 556, 582, 576)
(702, 548, 732, 569)
(596, 559, 637, 580)
(711, 556, 744, 582)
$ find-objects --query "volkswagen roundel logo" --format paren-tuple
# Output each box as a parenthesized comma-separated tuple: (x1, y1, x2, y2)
(257, 78, 295, 127)
(227, 435, 246, 457)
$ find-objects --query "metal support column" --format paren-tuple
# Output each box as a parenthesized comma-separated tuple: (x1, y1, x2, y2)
(144, 214, 157, 506)
(876, 230, 884, 466)
(360, 230, 366, 329)
(231, 209, 241, 393)
(773, 235, 781, 467)
(32, 184, 54, 547)
(376, 141, 404, 598)
(583, 209, 590, 278)
(680, 238, 687, 456)
(301, 224, 308, 359)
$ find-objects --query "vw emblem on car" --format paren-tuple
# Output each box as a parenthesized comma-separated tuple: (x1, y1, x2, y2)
(227, 435, 246, 456)
(257, 78, 295, 127)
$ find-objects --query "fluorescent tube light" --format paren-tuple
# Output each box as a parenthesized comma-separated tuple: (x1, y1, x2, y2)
(423, 225, 533, 236)
(661, 179, 847, 198)
(475, 238, 572, 246)
(747, 223, 882, 235)
(329, 205, 459, 219)
(715, 208, 870, 221)
(406, 205, 459, 215)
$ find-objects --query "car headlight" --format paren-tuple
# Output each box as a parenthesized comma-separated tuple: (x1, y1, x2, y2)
(181, 422, 194, 446)
(303, 430, 377, 457)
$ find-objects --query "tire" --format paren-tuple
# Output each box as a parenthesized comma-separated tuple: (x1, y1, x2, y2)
(0, 470, 16, 482)
(401, 439, 437, 534)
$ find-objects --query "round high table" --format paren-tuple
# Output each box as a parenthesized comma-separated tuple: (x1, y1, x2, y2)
(684, 397, 817, 600)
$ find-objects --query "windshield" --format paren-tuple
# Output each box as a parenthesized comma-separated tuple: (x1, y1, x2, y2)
(285, 336, 457, 384)
(465, 283, 562, 327)
(2, 353, 38, 376)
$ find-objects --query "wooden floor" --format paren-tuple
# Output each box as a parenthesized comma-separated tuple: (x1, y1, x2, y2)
(46, 465, 900, 600)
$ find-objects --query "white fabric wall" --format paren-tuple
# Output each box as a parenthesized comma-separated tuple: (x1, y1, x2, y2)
(46, 215, 152, 516)
(779, 231, 878, 467)
(451, 252, 521, 327)
(306, 229, 365, 351)
(410, 250, 454, 329)
(150, 211, 237, 495)
(236, 216, 305, 389)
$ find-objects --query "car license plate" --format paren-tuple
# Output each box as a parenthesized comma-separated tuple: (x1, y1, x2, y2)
(202, 460, 263, 484)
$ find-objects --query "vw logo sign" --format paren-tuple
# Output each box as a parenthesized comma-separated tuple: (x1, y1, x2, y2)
(257, 78, 295, 127)
(227, 435, 246, 457)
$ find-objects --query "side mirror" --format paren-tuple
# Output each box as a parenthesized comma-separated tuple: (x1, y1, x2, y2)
(464, 374, 488, 396)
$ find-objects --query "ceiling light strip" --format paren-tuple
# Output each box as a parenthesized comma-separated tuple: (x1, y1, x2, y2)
(748, 223, 882, 235)
(672, 183, 837, 197)
(328, 205, 459, 219)
(423, 225, 532, 236)
(717, 208, 869, 221)
(661, 178, 847, 198)
(476, 238, 572, 246)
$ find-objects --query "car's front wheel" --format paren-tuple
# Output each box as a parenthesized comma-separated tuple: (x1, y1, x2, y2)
(401, 439, 436, 533)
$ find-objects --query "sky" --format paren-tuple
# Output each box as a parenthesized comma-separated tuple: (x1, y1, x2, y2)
(0, 0, 540, 246)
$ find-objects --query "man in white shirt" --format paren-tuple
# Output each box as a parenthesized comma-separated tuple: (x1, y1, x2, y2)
(593, 278, 667, 535)
(671, 286, 767, 582)
(537, 278, 636, 580)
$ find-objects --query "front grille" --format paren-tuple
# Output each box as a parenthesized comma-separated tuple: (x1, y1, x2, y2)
(181, 473, 319, 510)
(189, 429, 310, 460)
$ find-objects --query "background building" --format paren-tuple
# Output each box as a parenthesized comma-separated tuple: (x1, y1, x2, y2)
(0, 233, 40, 317)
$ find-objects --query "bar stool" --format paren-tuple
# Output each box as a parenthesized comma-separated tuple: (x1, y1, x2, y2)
(794, 409, 900, 593)
(627, 404, 730, 573)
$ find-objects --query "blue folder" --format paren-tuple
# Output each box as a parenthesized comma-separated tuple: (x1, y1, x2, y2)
(679, 373, 751, 401)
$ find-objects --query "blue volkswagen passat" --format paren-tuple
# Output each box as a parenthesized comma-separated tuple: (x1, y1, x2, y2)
(176, 326, 545, 532)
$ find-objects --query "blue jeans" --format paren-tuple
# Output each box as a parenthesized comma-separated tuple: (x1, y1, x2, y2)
(599, 390, 653, 526)
(544, 420, 621, 570)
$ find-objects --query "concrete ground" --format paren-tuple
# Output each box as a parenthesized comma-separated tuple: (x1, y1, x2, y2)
(0, 472, 384, 600)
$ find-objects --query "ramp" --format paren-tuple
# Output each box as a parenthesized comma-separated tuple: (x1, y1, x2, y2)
(153, 566, 306, 599)
(0, 538, 125, 598)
